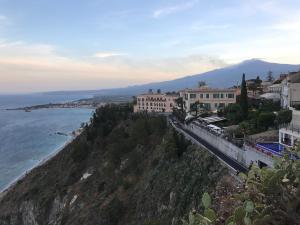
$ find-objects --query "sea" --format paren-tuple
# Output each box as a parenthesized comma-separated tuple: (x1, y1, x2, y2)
(0, 93, 94, 191)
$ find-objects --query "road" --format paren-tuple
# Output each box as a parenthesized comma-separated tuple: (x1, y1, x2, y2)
(169, 117, 248, 173)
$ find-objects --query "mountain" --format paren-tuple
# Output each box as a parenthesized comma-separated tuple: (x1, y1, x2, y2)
(47, 59, 300, 96)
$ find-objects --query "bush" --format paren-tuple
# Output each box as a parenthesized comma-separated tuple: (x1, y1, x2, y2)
(224, 104, 243, 124)
(71, 140, 89, 163)
(258, 99, 281, 112)
(257, 112, 276, 130)
(276, 109, 292, 125)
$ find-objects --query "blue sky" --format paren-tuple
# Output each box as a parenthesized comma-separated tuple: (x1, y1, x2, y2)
(0, 0, 300, 93)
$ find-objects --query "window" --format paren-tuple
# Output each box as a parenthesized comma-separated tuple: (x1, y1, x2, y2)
(220, 93, 224, 98)
(185, 94, 188, 100)
(215, 103, 218, 108)
(200, 94, 203, 98)
(204, 103, 211, 110)
(190, 93, 196, 99)
(219, 103, 225, 108)
(213, 93, 219, 98)
(228, 93, 235, 98)
(206, 94, 210, 98)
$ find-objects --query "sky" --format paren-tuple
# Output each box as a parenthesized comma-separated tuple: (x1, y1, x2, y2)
(0, 0, 300, 93)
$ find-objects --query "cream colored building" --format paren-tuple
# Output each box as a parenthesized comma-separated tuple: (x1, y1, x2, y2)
(179, 87, 237, 112)
(134, 92, 178, 113)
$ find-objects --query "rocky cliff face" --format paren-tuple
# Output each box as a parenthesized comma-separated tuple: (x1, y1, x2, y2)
(0, 105, 227, 225)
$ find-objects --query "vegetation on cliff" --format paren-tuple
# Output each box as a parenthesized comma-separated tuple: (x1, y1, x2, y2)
(0, 104, 227, 225)
(183, 143, 300, 225)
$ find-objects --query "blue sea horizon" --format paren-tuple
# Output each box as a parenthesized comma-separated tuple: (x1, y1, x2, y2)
(0, 93, 94, 191)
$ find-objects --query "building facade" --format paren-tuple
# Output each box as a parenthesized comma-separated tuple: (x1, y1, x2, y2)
(134, 92, 178, 113)
(279, 109, 300, 147)
(179, 87, 237, 112)
(281, 72, 300, 109)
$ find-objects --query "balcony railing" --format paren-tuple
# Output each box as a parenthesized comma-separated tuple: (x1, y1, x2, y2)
(280, 123, 300, 134)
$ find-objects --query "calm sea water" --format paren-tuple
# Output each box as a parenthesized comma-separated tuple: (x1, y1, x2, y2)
(0, 93, 94, 191)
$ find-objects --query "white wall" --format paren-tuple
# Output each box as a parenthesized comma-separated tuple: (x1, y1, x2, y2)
(185, 123, 275, 168)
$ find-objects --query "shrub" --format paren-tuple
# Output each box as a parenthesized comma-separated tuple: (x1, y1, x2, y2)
(71, 140, 89, 163)
(257, 112, 276, 130)
(276, 109, 292, 125)
(224, 104, 243, 124)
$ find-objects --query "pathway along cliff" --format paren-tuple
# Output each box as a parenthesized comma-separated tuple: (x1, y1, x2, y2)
(0, 105, 240, 225)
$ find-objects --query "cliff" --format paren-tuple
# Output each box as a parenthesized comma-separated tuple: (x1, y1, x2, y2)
(0, 105, 228, 225)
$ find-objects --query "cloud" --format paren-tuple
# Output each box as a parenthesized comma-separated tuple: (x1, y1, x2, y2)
(93, 52, 127, 58)
(268, 15, 300, 31)
(190, 23, 232, 32)
(0, 15, 7, 21)
(0, 14, 10, 29)
(0, 41, 226, 93)
(153, 0, 198, 18)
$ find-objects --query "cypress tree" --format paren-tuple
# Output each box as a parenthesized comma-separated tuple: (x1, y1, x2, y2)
(240, 73, 248, 119)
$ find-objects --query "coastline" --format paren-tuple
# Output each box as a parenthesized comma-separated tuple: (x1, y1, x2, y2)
(0, 129, 82, 198)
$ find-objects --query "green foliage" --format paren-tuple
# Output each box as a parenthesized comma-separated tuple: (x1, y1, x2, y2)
(237, 121, 251, 137)
(182, 210, 215, 225)
(240, 73, 249, 120)
(71, 139, 89, 163)
(163, 129, 191, 158)
(257, 112, 276, 130)
(247, 76, 262, 95)
(224, 104, 243, 124)
(183, 143, 300, 225)
(276, 109, 292, 125)
(86, 104, 132, 141)
(258, 99, 281, 112)
(182, 192, 217, 225)
(202, 192, 211, 208)
(143, 219, 162, 225)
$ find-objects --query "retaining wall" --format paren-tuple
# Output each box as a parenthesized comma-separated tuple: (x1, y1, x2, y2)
(185, 122, 275, 168)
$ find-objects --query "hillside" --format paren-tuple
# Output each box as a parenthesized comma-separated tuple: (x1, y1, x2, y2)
(0, 105, 230, 225)
(47, 59, 300, 97)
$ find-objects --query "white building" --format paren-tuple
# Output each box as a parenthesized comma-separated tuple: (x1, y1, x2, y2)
(279, 109, 300, 147)
(281, 72, 300, 109)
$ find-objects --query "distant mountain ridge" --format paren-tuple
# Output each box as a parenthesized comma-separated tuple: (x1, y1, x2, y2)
(48, 59, 300, 96)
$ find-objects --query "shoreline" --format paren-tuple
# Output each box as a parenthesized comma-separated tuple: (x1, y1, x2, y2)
(0, 129, 82, 198)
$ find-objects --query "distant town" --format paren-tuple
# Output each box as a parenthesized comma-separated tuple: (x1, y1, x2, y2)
(134, 71, 300, 170)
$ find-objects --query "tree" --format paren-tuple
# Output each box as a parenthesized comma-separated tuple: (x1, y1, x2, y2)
(224, 104, 243, 124)
(198, 81, 206, 88)
(276, 109, 292, 125)
(238, 121, 251, 139)
(240, 73, 248, 120)
(266, 70, 274, 82)
(247, 76, 262, 96)
(258, 112, 276, 130)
